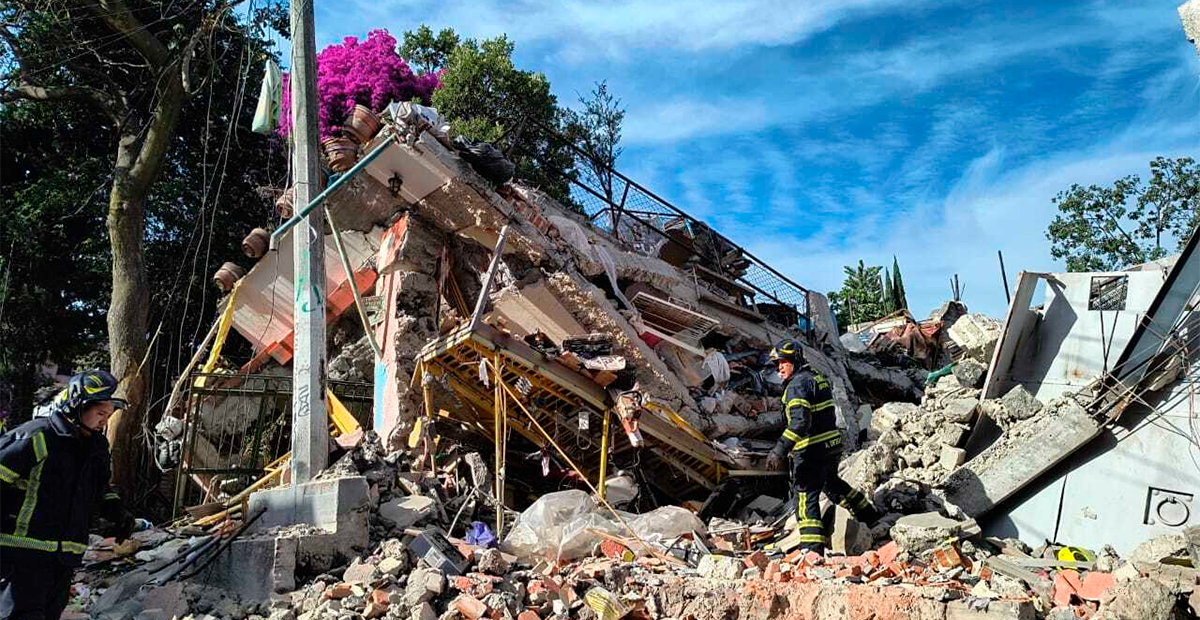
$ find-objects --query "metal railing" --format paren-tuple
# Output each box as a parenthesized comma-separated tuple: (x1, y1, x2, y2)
(172, 372, 373, 515)
(502, 116, 812, 330)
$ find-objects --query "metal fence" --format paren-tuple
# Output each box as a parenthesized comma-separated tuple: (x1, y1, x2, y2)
(172, 372, 373, 515)
(502, 117, 812, 330)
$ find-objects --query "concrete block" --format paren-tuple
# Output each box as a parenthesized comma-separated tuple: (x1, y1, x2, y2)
(940, 446, 966, 470)
(945, 600, 1035, 619)
(379, 495, 436, 529)
(697, 554, 743, 580)
(942, 398, 979, 424)
(248, 476, 371, 548)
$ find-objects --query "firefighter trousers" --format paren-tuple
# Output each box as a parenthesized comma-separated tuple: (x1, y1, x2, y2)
(791, 451, 879, 553)
(0, 549, 74, 620)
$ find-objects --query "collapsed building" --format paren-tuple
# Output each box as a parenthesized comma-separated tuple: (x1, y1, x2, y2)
(62, 6, 1200, 619)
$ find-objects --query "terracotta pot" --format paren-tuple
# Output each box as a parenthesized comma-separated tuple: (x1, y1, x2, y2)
(321, 136, 359, 172)
(241, 228, 270, 259)
(343, 105, 382, 145)
(213, 262, 246, 293)
(275, 187, 295, 218)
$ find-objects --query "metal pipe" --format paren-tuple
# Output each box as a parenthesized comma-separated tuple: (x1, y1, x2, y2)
(178, 506, 270, 581)
(469, 225, 511, 331)
(269, 133, 397, 249)
(324, 206, 384, 359)
(598, 408, 611, 500)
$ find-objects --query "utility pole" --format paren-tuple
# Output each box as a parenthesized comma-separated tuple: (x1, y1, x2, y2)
(289, 0, 327, 483)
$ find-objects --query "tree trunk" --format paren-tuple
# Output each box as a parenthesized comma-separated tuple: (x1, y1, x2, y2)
(105, 170, 150, 497)
(105, 72, 185, 499)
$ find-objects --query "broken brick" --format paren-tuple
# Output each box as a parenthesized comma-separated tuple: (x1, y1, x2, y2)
(877, 542, 900, 566)
(363, 602, 388, 619)
(454, 595, 489, 620)
(325, 583, 352, 600)
(371, 588, 390, 606)
(1054, 571, 1080, 608)
(763, 560, 781, 582)
(517, 611, 540, 620)
(835, 564, 863, 579)
(599, 539, 630, 560)
(743, 550, 769, 572)
(1078, 572, 1115, 602)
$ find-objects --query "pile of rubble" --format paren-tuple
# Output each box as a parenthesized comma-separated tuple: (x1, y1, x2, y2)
(68, 430, 1200, 620)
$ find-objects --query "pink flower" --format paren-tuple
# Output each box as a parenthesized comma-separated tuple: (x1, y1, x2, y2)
(278, 29, 440, 140)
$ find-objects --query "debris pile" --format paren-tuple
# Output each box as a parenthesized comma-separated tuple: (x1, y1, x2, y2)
(68, 439, 1200, 620)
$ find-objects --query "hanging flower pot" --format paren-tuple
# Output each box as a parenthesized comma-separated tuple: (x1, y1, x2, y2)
(213, 262, 246, 293)
(242, 228, 270, 259)
(275, 187, 295, 218)
(343, 105, 382, 145)
(321, 136, 359, 172)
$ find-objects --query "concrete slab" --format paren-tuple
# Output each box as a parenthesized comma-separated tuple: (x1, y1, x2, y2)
(192, 477, 372, 599)
(945, 401, 1103, 518)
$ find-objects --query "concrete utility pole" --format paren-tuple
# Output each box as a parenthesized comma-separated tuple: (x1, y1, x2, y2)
(289, 0, 327, 483)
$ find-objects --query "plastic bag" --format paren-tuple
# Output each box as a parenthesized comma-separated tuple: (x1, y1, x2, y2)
(452, 137, 515, 185)
(628, 506, 706, 542)
(501, 490, 621, 561)
(465, 521, 498, 548)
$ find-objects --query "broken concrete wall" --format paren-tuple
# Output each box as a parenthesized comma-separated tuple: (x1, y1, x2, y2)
(373, 214, 446, 448)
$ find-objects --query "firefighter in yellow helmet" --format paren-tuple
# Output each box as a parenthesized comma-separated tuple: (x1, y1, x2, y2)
(0, 370, 136, 620)
(766, 339, 881, 553)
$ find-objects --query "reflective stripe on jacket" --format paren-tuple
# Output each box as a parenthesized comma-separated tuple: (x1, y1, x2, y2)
(0, 412, 122, 564)
(772, 367, 842, 458)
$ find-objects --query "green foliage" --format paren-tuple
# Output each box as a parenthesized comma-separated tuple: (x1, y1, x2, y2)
(431, 34, 576, 204)
(891, 256, 908, 310)
(829, 260, 888, 330)
(1047, 157, 1200, 271)
(882, 269, 895, 314)
(564, 81, 625, 202)
(399, 25, 460, 75)
(0, 5, 284, 423)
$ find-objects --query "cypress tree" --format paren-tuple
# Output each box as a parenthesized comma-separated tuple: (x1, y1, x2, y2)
(892, 256, 909, 310)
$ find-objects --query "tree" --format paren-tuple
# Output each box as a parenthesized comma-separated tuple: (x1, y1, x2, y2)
(1, 0, 285, 499)
(565, 81, 625, 203)
(830, 260, 887, 328)
(399, 25, 460, 75)
(882, 269, 895, 314)
(1047, 157, 1200, 271)
(891, 256, 908, 310)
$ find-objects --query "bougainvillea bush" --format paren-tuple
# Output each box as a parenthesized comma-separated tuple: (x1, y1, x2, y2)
(280, 29, 440, 139)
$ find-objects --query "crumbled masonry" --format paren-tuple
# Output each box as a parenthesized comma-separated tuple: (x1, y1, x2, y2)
(99, 35, 1200, 619)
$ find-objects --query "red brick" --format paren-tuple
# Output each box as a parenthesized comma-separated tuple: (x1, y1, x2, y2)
(877, 542, 900, 566)
(863, 551, 880, 568)
(1078, 572, 1116, 602)
(599, 539, 630, 559)
(371, 588, 390, 606)
(452, 576, 475, 592)
(763, 560, 781, 582)
(784, 549, 805, 564)
(802, 551, 823, 567)
(1054, 571, 1080, 608)
(325, 583, 352, 599)
(835, 565, 863, 578)
(527, 580, 546, 596)
(744, 551, 769, 572)
(517, 612, 540, 620)
(454, 595, 489, 620)
(363, 602, 388, 619)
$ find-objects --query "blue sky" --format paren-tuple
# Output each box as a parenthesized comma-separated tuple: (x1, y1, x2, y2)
(312, 0, 1199, 318)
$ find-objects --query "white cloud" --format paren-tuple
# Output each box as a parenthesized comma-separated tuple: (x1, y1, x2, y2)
(325, 0, 927, 56)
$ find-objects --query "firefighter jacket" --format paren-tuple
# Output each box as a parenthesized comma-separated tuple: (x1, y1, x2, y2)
(770, 366, 842, 460)
(0, 412, 128, 566)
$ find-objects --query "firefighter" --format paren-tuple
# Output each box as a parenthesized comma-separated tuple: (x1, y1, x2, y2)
(765, 339, 881, 553)
(0, 370, 135, 620)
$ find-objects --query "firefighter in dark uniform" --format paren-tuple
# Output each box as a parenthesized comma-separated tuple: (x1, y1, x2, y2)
(0, 370, 135, 620)
(765, 339, 881, 553)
